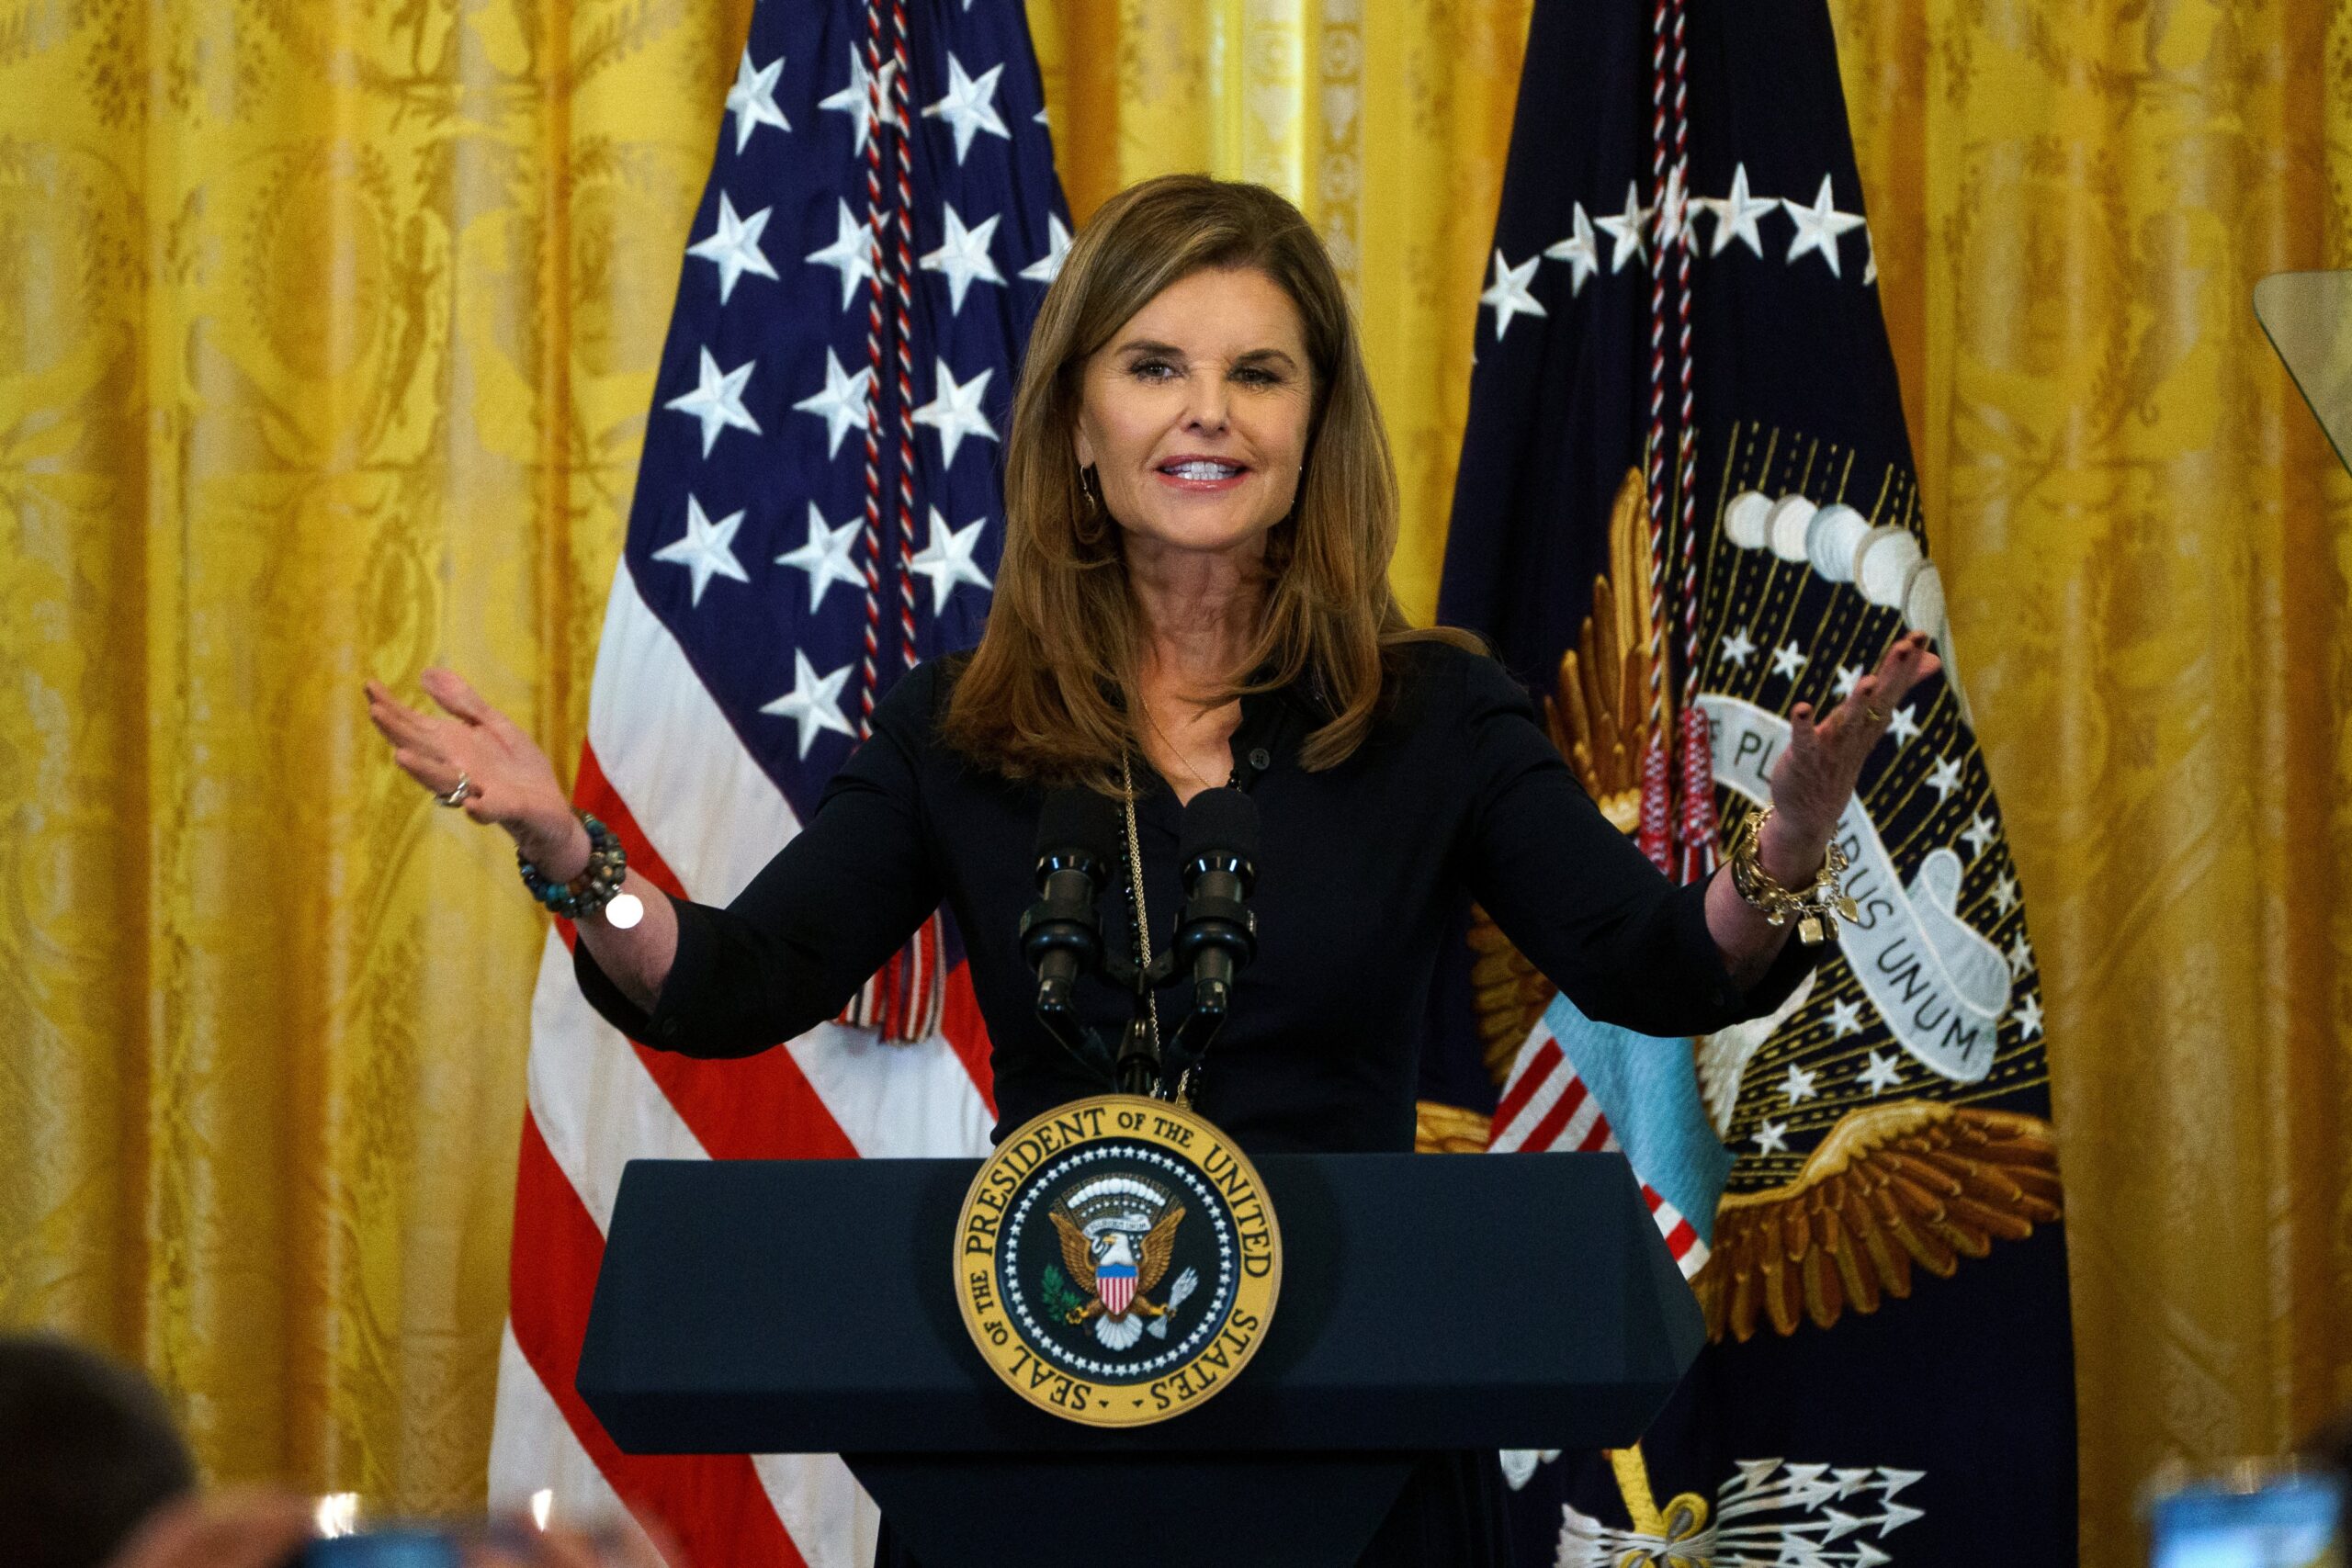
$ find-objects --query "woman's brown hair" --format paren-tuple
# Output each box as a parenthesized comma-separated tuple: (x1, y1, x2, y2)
(939, 174, 1476, 794)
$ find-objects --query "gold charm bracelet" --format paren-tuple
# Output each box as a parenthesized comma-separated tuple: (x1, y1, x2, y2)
(1726, 805, 1858, 946)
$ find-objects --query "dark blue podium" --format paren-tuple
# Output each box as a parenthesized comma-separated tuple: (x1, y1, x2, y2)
(577, 1153, 1702, 1566)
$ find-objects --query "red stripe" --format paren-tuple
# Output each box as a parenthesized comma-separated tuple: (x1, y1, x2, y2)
(1642, 1186, 1666, 1213)
(509, 1110, 809, 1568)
(1491, 1037, 1562, 1134)
(571, 743, 858, 1163)
(1575, 1111, 1616, 1153)
(639, 1040, 861, 1162)
(1521, 1075, 1589, 1154)
(940, 961, 996, 1119)
(1662, 1217, 1699, 1258)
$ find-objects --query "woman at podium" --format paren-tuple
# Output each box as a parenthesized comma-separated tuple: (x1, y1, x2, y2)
(365, 175, 1935, 1565)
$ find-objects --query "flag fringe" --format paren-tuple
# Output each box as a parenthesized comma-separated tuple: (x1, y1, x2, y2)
(837, 910, 946, 1043)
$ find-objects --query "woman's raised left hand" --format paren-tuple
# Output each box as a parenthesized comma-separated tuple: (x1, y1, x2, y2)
(364, 668, 582, 872)
(1758, 630, 1942, 880)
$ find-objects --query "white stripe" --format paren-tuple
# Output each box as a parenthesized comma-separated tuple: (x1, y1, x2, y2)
(1542, 1090, 1609, 1155)
(1493, 1022, 1555, 1102)
(534, 915, 991, 1193)
(488, 1321, 655, 1551)
(751, 1456, 880, 1568)
(494, 1289, 875, 1568)
(787, 1023, 992, 1159)
(587, 559, 801, 907)
(1489, 1046, 1573, 1152)
(526, 931, 710, 1234)
(1645, 1192, 1711, 1280)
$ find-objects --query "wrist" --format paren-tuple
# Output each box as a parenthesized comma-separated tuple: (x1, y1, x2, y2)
(1727, 805, 1859, 948)
(524, 815, 594, 884)
(517, 811, 638, 926)
(1756, 811, 1828, 886)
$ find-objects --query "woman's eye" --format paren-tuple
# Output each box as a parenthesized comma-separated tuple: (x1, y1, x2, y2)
(1130, 359, 1177, 380)
(1235, 367, 1278, 386)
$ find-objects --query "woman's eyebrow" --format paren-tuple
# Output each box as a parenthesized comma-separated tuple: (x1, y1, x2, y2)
(1234, 347, 1300, 371)
(1111, 339, 1299, 371)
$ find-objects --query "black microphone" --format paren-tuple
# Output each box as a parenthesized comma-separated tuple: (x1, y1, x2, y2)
(1019, 787, 1121, 1080)
(1161, 788, 1260, 1088)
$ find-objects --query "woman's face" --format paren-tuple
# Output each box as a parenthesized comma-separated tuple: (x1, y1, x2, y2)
(1071, 265, 1316, 561)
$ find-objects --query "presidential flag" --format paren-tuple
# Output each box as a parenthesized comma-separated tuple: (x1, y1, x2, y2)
(486, 2, 1068, 1561)
(1428, 0, 2077, 1562)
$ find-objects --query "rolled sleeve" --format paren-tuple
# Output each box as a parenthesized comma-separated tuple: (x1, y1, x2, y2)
(573, 894, 730, 1048)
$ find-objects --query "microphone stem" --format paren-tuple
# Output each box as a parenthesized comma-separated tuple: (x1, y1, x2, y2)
(1114, 1014, 1160, 1098)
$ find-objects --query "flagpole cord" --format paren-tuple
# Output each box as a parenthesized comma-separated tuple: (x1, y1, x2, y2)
(1668, 0, 1719, 882)
(854, 0, 888, 740)
(888, 0, 920, 679)
(838, 0, 944, 1042)
(1636, 0, 1678, 875)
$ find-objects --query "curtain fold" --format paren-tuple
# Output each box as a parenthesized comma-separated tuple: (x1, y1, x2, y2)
(0, 4, 2345, 1563)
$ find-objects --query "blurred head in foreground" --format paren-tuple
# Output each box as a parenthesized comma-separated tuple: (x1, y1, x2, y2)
(0, 1334, 197, 1568)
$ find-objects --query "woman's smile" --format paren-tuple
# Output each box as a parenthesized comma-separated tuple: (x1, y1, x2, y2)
(1152, 453, 1253, 492)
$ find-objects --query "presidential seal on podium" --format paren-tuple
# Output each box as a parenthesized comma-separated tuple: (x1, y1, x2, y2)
(955, 1095, 1282, 1427)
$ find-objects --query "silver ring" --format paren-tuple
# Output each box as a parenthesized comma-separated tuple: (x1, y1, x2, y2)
(435, 771, 473, 808)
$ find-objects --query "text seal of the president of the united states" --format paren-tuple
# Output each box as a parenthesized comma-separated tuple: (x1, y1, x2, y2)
(955, 1094, 1283, 1427)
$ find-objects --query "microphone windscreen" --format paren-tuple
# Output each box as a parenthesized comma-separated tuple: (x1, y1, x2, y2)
(1178, 786, 1259, 865)
(1034, 786, 1122, 864)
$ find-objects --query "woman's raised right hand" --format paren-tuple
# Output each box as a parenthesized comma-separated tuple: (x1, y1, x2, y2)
(365, 669, 583, 874)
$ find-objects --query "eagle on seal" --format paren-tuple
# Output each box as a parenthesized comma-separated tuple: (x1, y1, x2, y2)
(1050, 1199, 1188, 1352)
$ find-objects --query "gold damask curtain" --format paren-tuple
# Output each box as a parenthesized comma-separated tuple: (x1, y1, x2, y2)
(0, 2, 2345, 1564)
(1830, 4, 2352, 1557)
(0, 0, 759, 1508)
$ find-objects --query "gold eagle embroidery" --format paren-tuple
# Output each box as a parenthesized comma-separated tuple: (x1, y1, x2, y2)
(1697, 1100, 2061, 1341)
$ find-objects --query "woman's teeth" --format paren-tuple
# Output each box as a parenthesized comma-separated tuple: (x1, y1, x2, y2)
(1164, 461, 1243, 479)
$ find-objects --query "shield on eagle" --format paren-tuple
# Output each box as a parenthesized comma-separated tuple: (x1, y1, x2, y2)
(1097, 1254, 1137, 1316)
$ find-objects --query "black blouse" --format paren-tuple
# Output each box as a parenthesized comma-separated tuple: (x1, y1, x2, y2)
(576, 640, 1812, 1155)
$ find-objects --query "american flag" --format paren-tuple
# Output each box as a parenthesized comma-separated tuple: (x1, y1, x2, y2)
(486, 2, 1068, 1562)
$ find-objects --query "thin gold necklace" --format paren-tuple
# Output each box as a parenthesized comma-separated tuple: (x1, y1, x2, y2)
(1143, 707, 1218, 796)
(1117, 751, 1177, 1103)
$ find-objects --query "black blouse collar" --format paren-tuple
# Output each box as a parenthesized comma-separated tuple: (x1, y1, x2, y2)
(1228, 666, 1332, 791)
(1115, 661, 1329, 804)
